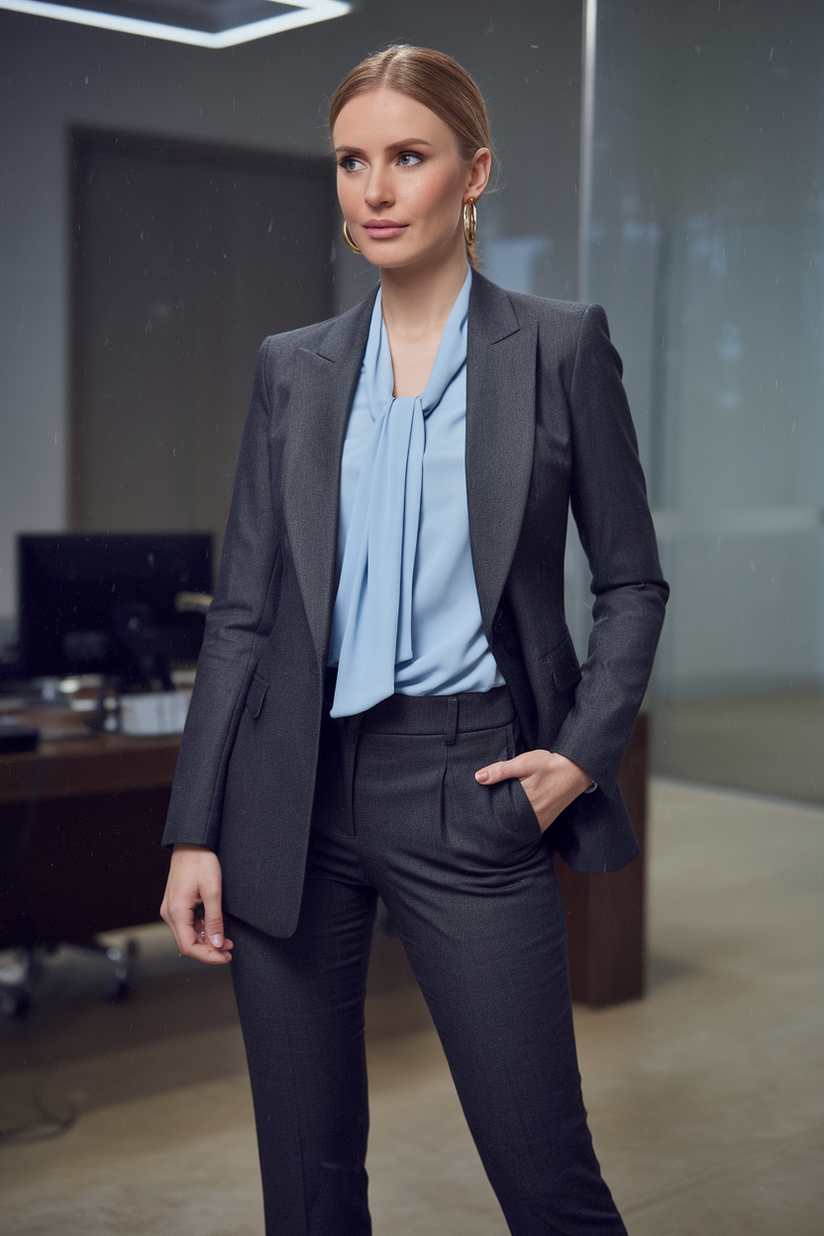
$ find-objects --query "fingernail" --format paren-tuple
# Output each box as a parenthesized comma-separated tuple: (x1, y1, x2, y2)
(211, 935, 223, 947)
(475, 770, 488, 782)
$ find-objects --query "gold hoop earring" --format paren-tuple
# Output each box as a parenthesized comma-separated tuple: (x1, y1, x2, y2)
(342, 221, 362, 255)
(462, 198, 477, 246)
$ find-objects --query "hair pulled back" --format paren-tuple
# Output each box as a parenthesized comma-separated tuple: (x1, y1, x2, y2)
(329, 45, 492, 268)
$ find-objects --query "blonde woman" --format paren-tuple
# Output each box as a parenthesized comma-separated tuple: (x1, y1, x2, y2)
(162, 44, 667, 1236)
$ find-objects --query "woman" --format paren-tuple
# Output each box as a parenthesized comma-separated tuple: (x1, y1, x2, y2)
(161, 45, 667, 1236)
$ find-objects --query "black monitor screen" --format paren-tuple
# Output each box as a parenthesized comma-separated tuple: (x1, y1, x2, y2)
(18, 533, 212, 681)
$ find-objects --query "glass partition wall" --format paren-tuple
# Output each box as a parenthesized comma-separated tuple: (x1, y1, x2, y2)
(582, 0, 824, 804)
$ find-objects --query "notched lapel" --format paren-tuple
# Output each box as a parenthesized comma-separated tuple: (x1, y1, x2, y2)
(282, 293, 376, 666)
(281, 278, 535, 663)
(466, 277, 536, 635)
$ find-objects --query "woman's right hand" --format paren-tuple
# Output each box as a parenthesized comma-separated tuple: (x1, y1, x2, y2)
(160, 843, 234, 965)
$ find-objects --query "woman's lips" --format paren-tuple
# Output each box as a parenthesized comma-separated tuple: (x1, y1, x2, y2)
(362, 221, 408, 240)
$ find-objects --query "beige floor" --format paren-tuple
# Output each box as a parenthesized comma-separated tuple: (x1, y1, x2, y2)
(1, 779, 823, 1235)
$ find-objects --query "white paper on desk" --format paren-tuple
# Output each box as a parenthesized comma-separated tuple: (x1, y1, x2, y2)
(119, 691, 190, 736)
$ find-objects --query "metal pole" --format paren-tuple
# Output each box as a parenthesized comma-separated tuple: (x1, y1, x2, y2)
(578, 0, 597, 304)
(567, 0, 599, 660)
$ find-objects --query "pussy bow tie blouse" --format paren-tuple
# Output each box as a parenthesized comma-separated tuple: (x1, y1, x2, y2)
(328, 270, 504, 718)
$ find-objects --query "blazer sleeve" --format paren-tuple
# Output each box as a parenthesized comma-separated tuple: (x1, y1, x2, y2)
(162, 336, 284, 850)
(551, 303, 669, 796)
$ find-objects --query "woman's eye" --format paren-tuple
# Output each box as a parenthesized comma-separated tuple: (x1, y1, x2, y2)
(398, 152, 423, 167)
(339, 157, 360, 172)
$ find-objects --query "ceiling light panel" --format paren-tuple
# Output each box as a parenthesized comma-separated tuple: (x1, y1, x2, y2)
(0, 0, 351, 48)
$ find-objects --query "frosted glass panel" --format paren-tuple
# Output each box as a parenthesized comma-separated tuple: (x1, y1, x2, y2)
(587, 0, 824, 802)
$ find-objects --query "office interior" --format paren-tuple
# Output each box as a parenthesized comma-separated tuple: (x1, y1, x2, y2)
(1, 1, 823, 1232)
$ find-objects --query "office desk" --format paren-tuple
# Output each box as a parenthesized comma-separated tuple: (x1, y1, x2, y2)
(1, 718, 177, 950)
(1, 714, 648, 1007)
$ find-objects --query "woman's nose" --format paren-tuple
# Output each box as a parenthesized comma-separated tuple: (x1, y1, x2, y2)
(364, 166, 393, 209)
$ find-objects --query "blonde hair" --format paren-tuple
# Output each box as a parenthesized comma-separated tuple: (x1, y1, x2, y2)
(329, 45, 492, 269)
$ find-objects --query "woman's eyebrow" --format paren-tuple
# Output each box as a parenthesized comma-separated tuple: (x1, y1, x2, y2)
(385, 139, 434, 151)
(334, 139, 435, 154)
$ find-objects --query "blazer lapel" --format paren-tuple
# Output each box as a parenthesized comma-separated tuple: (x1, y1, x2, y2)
(282, 275, 535, 666)
(282, 289, 377, 667)
(466, 274, 536, 636)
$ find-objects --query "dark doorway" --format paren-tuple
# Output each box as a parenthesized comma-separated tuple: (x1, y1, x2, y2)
(69, 128, 335, 561)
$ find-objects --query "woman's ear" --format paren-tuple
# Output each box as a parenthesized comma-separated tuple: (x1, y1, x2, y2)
(466, 147, 492, 202)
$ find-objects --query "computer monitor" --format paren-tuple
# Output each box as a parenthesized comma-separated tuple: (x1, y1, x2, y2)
(17, 533, 212, 685)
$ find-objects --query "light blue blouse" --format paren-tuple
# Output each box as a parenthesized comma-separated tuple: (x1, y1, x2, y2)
(328, 270, 504, 718)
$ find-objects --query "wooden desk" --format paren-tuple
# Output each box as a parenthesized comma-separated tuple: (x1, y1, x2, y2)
(0, 730, 180, 805)
(1, 713, 648, 1007)
(1, 719, 177, 949)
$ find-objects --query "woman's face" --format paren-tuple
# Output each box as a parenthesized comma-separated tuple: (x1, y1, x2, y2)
(333, 88, 490, 274)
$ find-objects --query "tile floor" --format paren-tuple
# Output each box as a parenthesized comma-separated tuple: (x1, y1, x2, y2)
(1, 779, 823, 1235)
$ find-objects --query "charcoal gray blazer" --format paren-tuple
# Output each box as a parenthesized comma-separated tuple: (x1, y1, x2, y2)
(163, 272, 669, 939)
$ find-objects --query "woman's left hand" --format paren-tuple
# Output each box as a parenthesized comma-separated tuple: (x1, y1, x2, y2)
(474, 750, 592, 833)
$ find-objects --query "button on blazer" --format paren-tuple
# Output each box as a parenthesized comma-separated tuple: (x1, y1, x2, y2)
(163, 272, 669, 939)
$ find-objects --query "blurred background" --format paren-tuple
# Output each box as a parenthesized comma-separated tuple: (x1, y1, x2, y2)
(1, 4, 823, 1234)
(2, 0, 822, 803)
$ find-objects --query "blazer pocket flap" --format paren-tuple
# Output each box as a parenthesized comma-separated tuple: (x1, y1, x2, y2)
(545, 634, 582, 691)
(245, 673, 269, 720)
